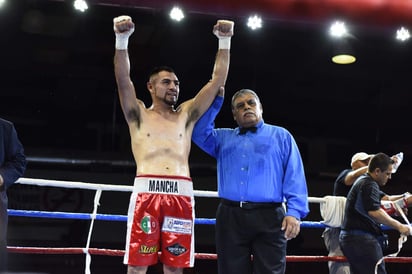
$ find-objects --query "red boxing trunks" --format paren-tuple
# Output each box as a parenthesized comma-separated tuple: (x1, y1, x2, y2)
(124, 174, 195, 268)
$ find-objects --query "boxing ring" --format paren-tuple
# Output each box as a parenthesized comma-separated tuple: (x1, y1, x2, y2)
(6, 177, 412, 273)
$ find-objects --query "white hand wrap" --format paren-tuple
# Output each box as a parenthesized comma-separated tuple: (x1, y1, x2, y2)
(115, 32, 132, 50)
(213, 20, 233, 50)
(218, 37, 231, 49)
(113, 15, 135, 50)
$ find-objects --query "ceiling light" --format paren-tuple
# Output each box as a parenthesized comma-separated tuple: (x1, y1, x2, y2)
(247, 15, 262, 30)
(170, 6, 184, 22)
(396, 27, 410, 42)
(74, 0, 88, 12)
(330, 21, 347, 38)
(331, 38, 356, 64)
(332, 54, 356, 65)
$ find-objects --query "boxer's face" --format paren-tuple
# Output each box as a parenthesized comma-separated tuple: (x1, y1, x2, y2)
(148, 71, 179, 106)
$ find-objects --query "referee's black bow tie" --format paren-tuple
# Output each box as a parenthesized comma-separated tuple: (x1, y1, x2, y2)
(239, 126, 257, 135)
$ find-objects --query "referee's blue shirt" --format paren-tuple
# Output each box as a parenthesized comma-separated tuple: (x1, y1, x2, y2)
(193, 96, 309, 220)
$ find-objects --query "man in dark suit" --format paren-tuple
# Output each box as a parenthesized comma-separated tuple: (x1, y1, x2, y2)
(0, 118, 26, 272)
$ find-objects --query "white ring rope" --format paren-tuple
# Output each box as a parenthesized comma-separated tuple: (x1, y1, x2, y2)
(16, 177, 220, 198)
(16, 177, 322, 201)
(84, 189, 102, 274)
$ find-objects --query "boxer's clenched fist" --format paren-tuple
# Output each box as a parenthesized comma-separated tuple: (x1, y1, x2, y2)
(113, 15, 135, 50)
(213, 20, 234, 39)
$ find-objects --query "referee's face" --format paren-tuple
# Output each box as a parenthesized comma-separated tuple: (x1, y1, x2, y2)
(232, 93, 263, 128)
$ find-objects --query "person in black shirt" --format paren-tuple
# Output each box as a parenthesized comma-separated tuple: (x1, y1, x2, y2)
(339, 153, 410, 274)
(323, 152, 411, 274)
(323, 152, 373, 274)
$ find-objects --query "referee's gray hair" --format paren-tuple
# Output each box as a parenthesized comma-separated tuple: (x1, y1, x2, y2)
(231, 89, 260, 109)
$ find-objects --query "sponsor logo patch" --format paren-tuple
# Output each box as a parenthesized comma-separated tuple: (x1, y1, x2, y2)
(166, 243, 187, 256)
(140, 215, 158, 234)
(139, 244, 158, 254)
(162, 217, 192, 234)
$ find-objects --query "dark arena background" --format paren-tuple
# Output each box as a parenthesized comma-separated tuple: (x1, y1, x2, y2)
(2, 0, 412, 273)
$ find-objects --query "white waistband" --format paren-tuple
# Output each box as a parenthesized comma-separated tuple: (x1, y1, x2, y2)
(133, 176, 193, 197)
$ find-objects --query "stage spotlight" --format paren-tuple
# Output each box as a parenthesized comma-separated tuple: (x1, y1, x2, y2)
(170, 6, 184, 22)
(74, 0, 88, 12)
(247, 15, 262, 30)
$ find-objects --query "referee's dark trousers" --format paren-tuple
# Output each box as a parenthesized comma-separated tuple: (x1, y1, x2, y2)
(216, 199, 287, 274)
